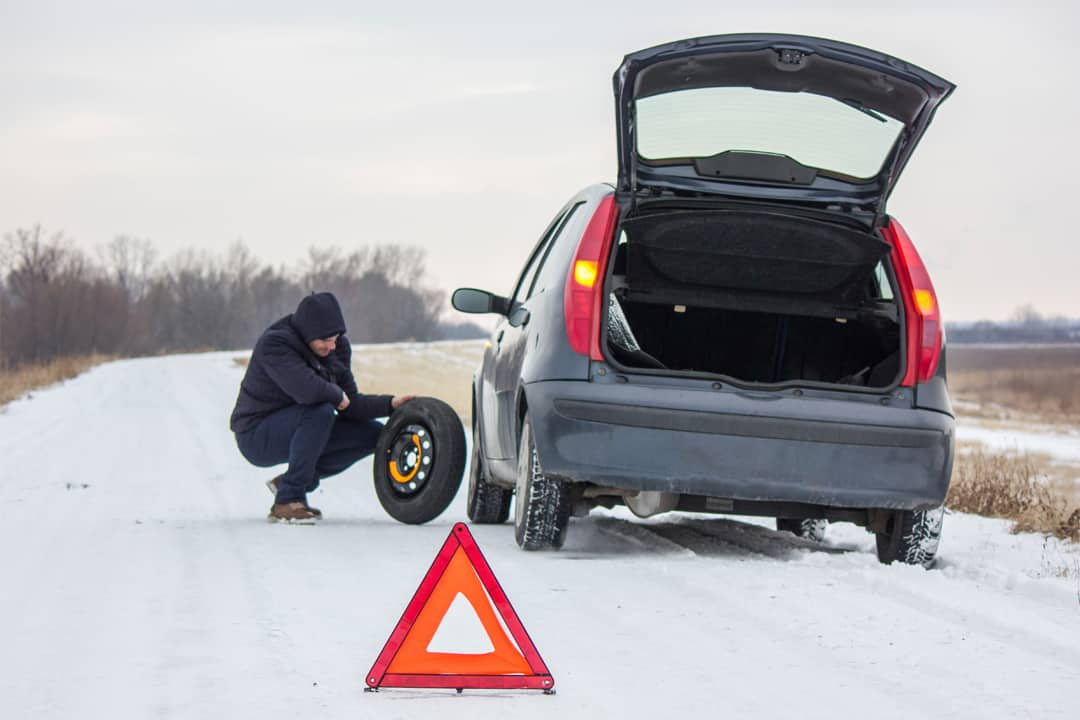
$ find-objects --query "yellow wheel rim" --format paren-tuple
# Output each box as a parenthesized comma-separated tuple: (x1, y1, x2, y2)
(388, 434, 422, 484)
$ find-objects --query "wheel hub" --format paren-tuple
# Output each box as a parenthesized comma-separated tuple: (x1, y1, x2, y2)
(386, 424, 434, 496)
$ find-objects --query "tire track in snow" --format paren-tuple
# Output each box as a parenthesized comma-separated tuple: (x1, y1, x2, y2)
(551, 519, 982, 717)
(582, 514, 848, 560)
(582, 516, 698, 557)
(673, 517, 850, 558)
(836, 561, 1080, 671)
(564, 512, 1078, 717)
(149, 354, 328, 716)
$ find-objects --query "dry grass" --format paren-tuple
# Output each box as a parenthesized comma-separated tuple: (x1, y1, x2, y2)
(349, 340, 484, 422)
(948, 344, 1080, 372)
(950, 368, 1080, 422)
(949, 345, 1080, 423)
(0, 355, 113, 408)
(948, 447, 1080, 542)
(948, 345, 1080, 539)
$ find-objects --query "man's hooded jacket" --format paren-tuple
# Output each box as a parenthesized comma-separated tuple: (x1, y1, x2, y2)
(230, 292, 393, 433)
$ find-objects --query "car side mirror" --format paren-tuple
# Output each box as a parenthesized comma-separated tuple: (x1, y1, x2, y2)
(451, 288, 510, 316)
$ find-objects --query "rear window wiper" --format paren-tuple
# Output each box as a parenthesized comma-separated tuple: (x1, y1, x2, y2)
(838, 98, 888, 123)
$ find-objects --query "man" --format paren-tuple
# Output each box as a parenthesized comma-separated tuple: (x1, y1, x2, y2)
(230, 292, 415, 523)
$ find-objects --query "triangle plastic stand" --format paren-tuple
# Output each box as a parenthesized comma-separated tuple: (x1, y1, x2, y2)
(365, 522, 555, 693)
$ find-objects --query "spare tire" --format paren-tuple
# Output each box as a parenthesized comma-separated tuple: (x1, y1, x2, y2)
(373, 397, 466, 524)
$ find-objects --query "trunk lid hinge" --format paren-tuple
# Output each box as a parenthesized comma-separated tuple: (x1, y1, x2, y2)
(615, 189, 640, 213)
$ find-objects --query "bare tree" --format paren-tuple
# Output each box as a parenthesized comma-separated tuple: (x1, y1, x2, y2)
(0, 226, 132, 365)
(1, 226, 460, 368)
(1, 226, 75, 363)
(100, 235, 157, 302)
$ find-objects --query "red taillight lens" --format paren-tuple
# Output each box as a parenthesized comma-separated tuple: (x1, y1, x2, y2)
(884, 218, 943, 385)
(564, 194, 618, 359)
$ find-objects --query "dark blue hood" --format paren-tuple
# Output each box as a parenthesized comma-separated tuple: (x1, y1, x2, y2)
(291, 292, 346, 343)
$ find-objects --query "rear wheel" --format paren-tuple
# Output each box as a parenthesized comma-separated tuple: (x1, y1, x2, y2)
(466, 415, 512, 524)
(373, 397, 466, 525)
(875, 506, 944, 568)
(776, 518, 828, 542)
(514, 417, 572, 550)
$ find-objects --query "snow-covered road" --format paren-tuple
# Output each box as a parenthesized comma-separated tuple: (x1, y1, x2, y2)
(2, 352, 1078, 719)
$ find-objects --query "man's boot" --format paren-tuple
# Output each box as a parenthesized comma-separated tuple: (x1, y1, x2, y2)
(266, 476, 322, 518)
(267, 502, 320, 524)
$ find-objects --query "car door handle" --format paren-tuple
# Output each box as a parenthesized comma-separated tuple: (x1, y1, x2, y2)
(509, 306, 530, 328)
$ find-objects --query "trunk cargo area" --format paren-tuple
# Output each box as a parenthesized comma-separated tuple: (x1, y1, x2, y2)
(606, 207, 903, 388)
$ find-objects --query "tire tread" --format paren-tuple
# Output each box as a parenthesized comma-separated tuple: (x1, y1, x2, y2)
(776, 518, 828, 542)
(515, 420, 571, 551)
(876, 507, 944, 568)
(467, 450, 512, 524)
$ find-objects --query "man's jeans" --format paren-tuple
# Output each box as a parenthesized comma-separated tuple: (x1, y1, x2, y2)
(235, 403, 383, 504)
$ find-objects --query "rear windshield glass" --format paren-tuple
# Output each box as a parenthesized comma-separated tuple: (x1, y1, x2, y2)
(636, 87, 905, 179)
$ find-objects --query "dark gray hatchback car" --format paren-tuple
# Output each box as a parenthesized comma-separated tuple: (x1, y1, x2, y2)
(453, 34, 956, 566)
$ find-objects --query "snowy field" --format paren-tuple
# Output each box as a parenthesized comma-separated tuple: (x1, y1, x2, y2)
(2, 351, 1078, 719)
(957, 421, 1080, 464)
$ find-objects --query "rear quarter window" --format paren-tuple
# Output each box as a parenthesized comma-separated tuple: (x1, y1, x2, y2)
(510, 207, 572, 305)
(528, 202, 588, 299)
(873, 262, 895, 300)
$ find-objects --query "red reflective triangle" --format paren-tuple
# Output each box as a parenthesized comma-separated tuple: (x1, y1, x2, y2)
(365, 523, 555, 692)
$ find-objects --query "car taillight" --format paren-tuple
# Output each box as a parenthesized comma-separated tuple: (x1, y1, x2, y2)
(564, 194, 618, 359)
(884, 218, 942, 386)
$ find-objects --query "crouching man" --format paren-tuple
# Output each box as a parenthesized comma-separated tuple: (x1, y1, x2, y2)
(230, 292, 414, 523)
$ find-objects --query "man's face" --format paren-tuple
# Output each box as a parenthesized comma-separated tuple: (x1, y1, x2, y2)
(309, 334, 339, 357)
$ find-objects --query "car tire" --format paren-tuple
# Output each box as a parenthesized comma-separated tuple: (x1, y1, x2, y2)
(373, 397, 466, 525)
(776, 518, 828, 542)
(514, 416, 571, 550)
(466, 415, 512, 524)
(874, 506, 944, 568)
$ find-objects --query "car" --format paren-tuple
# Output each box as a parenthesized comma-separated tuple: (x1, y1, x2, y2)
(452, 34, 956, 567)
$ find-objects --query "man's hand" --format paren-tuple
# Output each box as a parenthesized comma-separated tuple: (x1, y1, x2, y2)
(337, 392, 350, 412)
(391, 394, 417, 411)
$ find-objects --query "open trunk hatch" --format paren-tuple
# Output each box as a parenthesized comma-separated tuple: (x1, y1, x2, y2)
(614, 34, 954, 219)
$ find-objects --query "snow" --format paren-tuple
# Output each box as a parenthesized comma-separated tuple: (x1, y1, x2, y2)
(956, 422, 1080, 464)
(2, 351, 1078, 719)
(427, 593, 497, 654)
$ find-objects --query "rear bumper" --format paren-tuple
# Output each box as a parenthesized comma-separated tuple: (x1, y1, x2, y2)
(527, 379, 954, 511)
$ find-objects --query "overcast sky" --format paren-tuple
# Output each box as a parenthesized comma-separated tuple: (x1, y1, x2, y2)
(2, 0, 1077, 322)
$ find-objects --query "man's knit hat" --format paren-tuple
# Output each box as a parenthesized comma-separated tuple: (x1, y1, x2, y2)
(292, 292, 347, 343)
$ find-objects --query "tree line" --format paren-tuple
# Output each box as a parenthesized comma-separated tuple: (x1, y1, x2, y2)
(0, 225, 484, 368)
(947, 304, 1080, 345)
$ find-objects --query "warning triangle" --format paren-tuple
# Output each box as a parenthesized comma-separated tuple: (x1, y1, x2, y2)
(365, 523, 555, 692)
